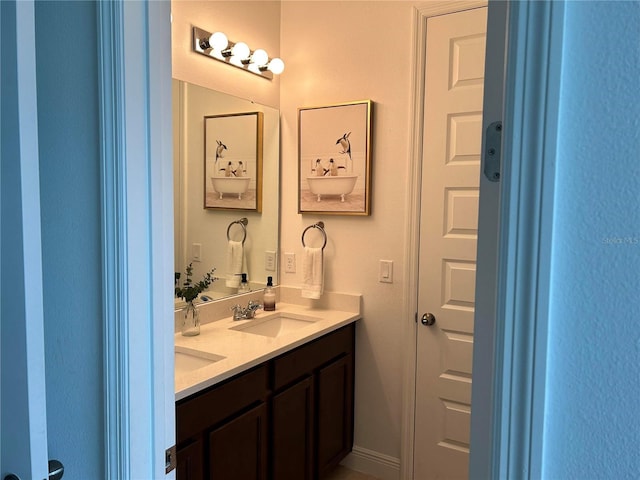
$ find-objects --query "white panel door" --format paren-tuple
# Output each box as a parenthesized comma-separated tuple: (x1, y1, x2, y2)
(1, 1, 50, 479)
(414, 7, 487, 479)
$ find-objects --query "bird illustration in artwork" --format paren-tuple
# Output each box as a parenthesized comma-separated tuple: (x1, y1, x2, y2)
(236, 161, 245, 177)
(215, 140, 227, 169)
(313, 159, 326, 177)
(336, 132, 352, 162)
(223, 161, 234, 177)
(327, 158, 346, 176)
(328, 159, 338, 176)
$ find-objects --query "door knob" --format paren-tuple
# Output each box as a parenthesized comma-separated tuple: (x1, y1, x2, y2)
(3, 459, 63, 480)
(48, 459, 64, 480)
(421, 312, 436, 326)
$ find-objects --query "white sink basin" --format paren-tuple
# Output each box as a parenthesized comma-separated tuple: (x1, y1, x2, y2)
(175, 346, 225, 376)
(229, 312, 321, 338)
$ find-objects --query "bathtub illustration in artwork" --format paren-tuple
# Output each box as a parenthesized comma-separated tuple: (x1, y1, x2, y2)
(211, 176, 251, 200)
(306, 175, 358, 202)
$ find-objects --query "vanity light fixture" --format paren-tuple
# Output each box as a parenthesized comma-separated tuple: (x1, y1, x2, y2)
(193, 26, 284, 80)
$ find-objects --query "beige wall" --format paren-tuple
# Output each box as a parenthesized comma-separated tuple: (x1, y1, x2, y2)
(172, 1, 418, 475)
(280, 2, 415, 469)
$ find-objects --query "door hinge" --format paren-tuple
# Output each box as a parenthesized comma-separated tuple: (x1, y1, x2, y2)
(165, 445, 177, 474)
(483, 121, 502, 182)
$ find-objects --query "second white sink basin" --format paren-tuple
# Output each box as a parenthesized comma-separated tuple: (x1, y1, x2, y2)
(175, 347, 225, 376)
(230, 312, 321, 338)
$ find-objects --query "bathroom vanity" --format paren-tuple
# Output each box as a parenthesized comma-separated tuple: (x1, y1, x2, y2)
(174, 288, 361, 479)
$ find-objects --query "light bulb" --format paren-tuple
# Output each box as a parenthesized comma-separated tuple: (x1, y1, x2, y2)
(251, 49, 269, 66)
(209, 32, 228, 51)
(267, 58, 285, 75)
(231, 42, 250, 61)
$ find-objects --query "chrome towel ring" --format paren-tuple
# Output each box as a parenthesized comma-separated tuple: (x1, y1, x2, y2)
(301, 221, 327, 250)
(227, 217, 248, 244)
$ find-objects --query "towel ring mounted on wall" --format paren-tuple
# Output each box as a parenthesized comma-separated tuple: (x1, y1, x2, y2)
(227, 217, 248, 245)
(301, 221, 327, 250)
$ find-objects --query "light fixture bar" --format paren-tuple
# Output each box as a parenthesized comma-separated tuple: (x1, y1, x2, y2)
(193, 27, 284, 80)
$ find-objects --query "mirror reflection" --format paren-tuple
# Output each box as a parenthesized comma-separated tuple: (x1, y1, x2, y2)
(204, 111, 263, 211)
(173, 80, 279, 305)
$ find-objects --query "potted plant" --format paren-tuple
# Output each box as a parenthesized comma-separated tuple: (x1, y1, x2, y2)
(175, 263, 217, 336)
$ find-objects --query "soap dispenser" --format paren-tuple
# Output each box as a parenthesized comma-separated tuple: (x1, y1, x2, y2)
(238, 273, 250, 293)
(263, 276, 276, 311)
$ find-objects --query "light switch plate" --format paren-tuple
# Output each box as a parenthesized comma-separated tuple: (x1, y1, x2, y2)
(265, 251, 276, 271)
(192, 243, 202, 262)
(379, 259, 393, 283)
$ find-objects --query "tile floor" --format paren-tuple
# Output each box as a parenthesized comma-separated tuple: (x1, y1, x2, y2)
(324, 465, 381, 480)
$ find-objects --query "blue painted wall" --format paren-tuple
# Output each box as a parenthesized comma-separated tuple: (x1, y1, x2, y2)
(35, 2, 104, 477)
(544, 1, 640, 477)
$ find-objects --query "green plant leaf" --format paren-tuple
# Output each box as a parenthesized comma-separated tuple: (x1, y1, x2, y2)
(175, 262, 218, 302)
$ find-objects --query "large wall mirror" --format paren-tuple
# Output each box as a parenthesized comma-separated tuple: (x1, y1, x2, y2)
(173, 79, 280, 304)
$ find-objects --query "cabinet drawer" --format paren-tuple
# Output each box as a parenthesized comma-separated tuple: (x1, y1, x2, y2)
(176, 365, 268, 443)
(272, 324, 354, 391)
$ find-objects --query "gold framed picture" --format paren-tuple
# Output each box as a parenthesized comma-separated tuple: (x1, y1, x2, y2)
(298, 100, 372, 215)
(204, 111, 263, 211)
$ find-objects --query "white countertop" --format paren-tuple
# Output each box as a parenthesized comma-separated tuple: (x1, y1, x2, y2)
(174, 288, 361, 401)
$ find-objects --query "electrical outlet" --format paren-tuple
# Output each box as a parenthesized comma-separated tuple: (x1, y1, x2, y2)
(265, 251, 276, 271)
(284, 252, 296, 273)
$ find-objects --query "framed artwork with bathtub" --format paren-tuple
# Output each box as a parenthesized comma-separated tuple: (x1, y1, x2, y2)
(298, 100, 373, 215)
(204, 111, 263, 211)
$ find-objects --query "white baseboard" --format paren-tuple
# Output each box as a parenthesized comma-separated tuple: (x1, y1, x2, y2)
(341, 445, 401, 480)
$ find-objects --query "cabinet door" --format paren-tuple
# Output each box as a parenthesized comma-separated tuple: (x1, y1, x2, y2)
(208, 403, 268, 480)
(272, 376, 314, 480)
(176, 439, 203, 480)
(316, 354, 354, 476)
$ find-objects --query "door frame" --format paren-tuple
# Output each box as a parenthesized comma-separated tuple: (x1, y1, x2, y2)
(1, 1, 49, 477)
(2, 1, 174, 476)
(98, 1, 175, 477)
(401, 1, 564, 479)
(469, 2, 564, 478)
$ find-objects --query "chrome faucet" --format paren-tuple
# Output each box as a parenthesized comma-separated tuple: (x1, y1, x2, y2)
(231, 300, 263, 320)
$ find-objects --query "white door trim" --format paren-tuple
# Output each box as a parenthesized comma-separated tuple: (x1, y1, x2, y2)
(97, 2, 129, 475)
(470, 2, 565, 479)
(1, 1, 49, 477)
(98, 1, 175, 477)
(401, 2, 487, 479)
(467, 1, 508, 477)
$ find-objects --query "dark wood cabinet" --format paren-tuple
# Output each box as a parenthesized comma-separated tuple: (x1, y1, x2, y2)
(271, 376, 314, 480)
(208, 403, 268, 480)
(317, 354, 354, 477)
(176, 323, 355, 480)
(176, 365, 269, 480)
(176, 439, 203, 480)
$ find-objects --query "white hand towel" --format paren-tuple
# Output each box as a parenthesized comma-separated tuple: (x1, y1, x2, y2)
(225, 240, 245, 288)
(301, 246, 324, 299)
